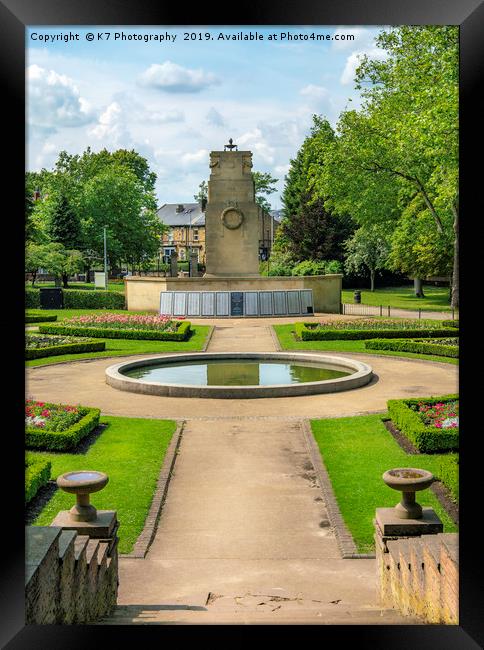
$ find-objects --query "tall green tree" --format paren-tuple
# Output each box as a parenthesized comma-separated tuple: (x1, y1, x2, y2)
(344, 225, 391, 291)
(279, 115, 355, 263)
(313, 26, 458, 304)
(252, 171, 278, 212)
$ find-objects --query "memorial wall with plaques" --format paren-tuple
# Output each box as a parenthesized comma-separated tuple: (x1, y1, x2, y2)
(160, 290, 314, 318)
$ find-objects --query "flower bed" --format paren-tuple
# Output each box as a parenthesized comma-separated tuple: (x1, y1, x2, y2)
(25, 454, 52, 503)
(364, 337, 458, 358)
(25, 400, 101, 451)
(39, 316, 192, 341)
(387, 394, 459, 453)
(25, 334, 106, 359)
(294, 320, 458, 342)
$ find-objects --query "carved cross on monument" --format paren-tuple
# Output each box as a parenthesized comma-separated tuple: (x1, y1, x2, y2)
(224, 138, 238, 151)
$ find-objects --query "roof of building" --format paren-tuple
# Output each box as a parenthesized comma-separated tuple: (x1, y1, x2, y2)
(157, 203, 205, 226)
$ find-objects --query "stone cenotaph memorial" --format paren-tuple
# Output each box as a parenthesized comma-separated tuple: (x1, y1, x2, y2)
(125, 140, 343, 317)
(204, 141, 260, 277)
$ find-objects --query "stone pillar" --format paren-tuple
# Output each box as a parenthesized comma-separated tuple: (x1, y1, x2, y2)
(169, 251, 178, 277)
(189, 251, 199, 277)
(204, 149, 260, 277)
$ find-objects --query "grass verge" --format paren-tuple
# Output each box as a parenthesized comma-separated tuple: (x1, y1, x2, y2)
(273, 324, 458, 365)
(341, 286, 455, 312)
(26, 325, 211, 367)
(30, 415, 177, 554)
(310, 414, 458, 554)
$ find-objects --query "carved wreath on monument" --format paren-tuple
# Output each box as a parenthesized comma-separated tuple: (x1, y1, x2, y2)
(221, 206, 244, 230)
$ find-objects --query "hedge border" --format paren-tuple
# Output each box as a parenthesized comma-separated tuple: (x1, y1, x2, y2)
(364, 338, 458, 358)
(26, 314, 57, 324)
(25, 288, 125, 310)
(442, 320, 459, 329)
(25, 456, 52, 503)
(25, 340, 106, 360)
(26, 405, 101, 451)
(387, 394, 459, 453)
(294, 322, 459, 341)
(38, 320, 192, 341)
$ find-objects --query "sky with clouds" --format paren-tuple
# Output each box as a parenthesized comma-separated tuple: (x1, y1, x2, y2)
(26, 25, 386, 209)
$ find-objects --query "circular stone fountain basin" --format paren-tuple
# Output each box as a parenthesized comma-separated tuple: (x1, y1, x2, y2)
(105, 353, 373, 399)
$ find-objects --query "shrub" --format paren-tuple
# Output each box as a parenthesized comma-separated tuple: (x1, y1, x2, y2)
(437, 455, 459, 503)
(25, 288, 41, 308)
(364, 338, 459, 358)
(25, 314, 57, 323)
(26, 405, 101, 451)
(387, 395, 459, 453)
(26, 340, 106, 360)
(291, 259, 342, 276)
(25, 288, 126, 310)
(442, 319, 459, 329)
(294, 323, 459, 341)
(38, 320, 192, 341)
(25, 456, 52, 502)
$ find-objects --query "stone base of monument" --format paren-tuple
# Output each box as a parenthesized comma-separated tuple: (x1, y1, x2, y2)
(125, 274, 343, 315)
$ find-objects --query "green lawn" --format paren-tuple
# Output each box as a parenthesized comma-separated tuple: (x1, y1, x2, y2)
(273, 324, 458, 365)
(311, 414, 458, 554)
(30, 415, 177, 554)
(26, 324, 211, 366)
(26, 281, 126, 292)
(342, 285, 455, 312)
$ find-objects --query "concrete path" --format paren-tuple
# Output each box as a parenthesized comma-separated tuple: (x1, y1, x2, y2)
(27, 317, 454, 624)
(106, 418, 417, 624)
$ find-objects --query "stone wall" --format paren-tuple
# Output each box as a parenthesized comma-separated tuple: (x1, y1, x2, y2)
(125, 274, 342, 314)
(25, 525, 118, 624)
(375, 529, 458, 624)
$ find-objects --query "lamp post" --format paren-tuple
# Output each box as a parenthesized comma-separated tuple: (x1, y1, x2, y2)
(103, 225, 108, 289)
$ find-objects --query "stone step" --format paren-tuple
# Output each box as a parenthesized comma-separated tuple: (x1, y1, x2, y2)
(422, 535, 442, 567)
(99, 604, 422, 625)
(86, 538, 101, 565)
(97, 541, 110, 567)
(58, 529, 77, 561)
(74, 535, 90, 561)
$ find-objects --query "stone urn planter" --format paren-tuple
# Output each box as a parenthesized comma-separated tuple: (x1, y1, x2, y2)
(57, 470, 109, 522)
(382, 467, 434, 519)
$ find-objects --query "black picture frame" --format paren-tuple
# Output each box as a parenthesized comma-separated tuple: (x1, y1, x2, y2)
(3, 0, 482, 646)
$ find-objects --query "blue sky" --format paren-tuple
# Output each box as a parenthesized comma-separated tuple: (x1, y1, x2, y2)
(26, 25, 385, 209)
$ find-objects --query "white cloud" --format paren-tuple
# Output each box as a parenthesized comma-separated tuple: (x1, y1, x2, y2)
(144, 110, 185, 124)
(139, 61, 220, 93)
(340, 47, 387, 85)
(237, 128, 275, 165)
(89, 102, 126, 141)
(206, 106, 226, 127)
(181, 149, 209, 166)
(27, 64, 95, 130)
(274, 164, 290, 176)
(300, 84, 330, 100)
(332, 27, 375, 51)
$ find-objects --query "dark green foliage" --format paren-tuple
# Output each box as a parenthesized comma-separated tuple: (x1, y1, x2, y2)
(26, 340, 106, 360)
(25, 456, 52, 503)
(26, 289, 126, 310)
(364, 338, 459, 358)
(63, 290, 125, 309)
(442, 319, 459, 328)
(48, 194, 82, 249)
(26, 407, 101, 451)
(25, 314, 57, 323)
(294, 322, 459, 341)
(437, 455, 459, 502)
(291, 259, 343, 276)
(38, 320, 192, 341)
(387, 395, 459, 452)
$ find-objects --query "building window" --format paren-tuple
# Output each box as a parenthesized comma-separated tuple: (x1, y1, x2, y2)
(193, 229, 199, 241)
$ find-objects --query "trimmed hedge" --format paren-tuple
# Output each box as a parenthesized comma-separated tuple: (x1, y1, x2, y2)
(442, 319, 459, 329)
(26, 314, 58, 324)
(25, 456, 52, 503)
(38, 320, 192, 341)
(364, 338, 459, 358)
(437, 455, 459, 503)
(26, 340, 106, 360)
(387, 395, 459, 453)
(25, 288, 125, 310)
(294, 322, 459, 341)
(26, 406, 101, 451)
